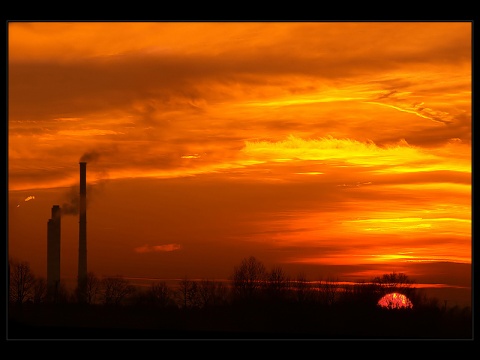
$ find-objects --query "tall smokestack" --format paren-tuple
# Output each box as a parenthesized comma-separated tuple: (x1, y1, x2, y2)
(78, 161, 87, 302)
(47, 205, 61, 302)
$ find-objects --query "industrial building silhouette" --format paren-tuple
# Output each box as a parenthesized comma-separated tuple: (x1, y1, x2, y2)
(78, 161, 88, 302)
(46, 205, 61, 301)
(46, 161, 88, 302)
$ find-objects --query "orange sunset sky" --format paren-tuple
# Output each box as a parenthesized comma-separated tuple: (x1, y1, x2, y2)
(7, 21, 472, 306)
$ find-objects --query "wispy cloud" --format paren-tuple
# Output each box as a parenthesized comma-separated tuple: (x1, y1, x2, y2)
(134, 243, 182, 253)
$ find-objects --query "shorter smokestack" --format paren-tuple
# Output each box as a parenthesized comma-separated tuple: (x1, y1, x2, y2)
(47, 205, 61, 302)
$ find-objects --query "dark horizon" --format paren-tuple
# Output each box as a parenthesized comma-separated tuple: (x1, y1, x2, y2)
(8, 255, 472, 340)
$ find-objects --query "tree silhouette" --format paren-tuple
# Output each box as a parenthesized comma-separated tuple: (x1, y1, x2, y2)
(339, 280, 378, 307)
(265, 265, 291, 303)
(231, 256, 267, 302)
(146, 281, 175, 308)
(6, 256, 472, 339)
(32, 277, 48, 304)
(317, 277, 339, 306)
(371, 272, 416, 300)
(9, 258, 36, 305)
(45, 277, 69, 304)
(84, 272, 102, 304)
(101, 276, 136, 306)
(177, 276, 200, 309)
(197, 279, 229, 308)
(293, 272, 315, 304)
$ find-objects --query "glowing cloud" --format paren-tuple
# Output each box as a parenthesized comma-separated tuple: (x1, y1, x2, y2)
(364, 101, 453, 124)
(58, 129, 124, 136)
(242, 135, 470, 174)
(134, 243, 182, 253)
(16, 195, 36, 207)
(243, 135, 416, 164)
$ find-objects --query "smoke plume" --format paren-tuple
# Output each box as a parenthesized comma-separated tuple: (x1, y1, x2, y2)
(60, 150, 107, 215)
(80, 150, 101, 163)
(61, 186, 80, 215)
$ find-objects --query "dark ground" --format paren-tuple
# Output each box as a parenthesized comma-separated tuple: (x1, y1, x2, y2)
(6, 302, 473, 340)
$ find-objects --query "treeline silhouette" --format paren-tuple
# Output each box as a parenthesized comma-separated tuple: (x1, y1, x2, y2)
(8, 256, 472, 339)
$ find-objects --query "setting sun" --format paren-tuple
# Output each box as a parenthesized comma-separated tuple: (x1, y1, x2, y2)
(378, 292, 414, 309)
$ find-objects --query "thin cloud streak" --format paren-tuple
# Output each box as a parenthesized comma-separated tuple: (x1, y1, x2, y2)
(134, 244, 182, 253)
